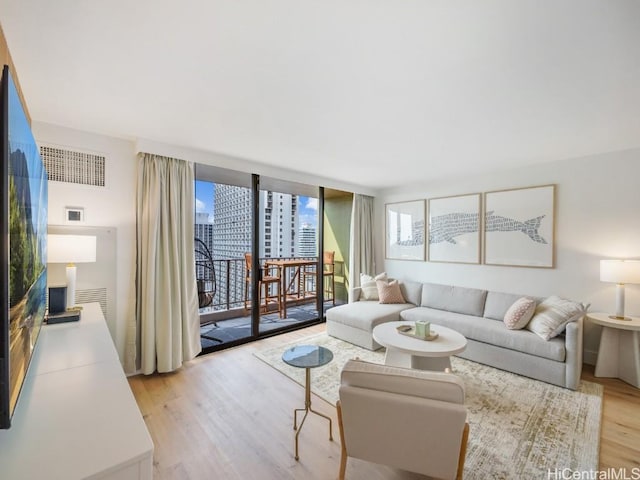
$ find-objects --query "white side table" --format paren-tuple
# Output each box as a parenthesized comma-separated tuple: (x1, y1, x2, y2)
(588, 312, 640, 388)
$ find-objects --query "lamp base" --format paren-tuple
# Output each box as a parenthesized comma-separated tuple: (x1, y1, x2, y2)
(608, 314, 633, 321)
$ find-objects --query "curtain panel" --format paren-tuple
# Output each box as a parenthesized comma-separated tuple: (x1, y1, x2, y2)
(128, 152, 201, 374)
(348, 194, 375, 303)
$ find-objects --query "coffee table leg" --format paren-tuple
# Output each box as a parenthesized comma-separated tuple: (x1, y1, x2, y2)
(412, 355, 451, 371)
(384, 348, 412, 368)
(292, 367, 333, 461)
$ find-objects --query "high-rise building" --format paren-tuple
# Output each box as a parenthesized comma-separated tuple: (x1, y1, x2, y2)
(259, 191, 298, 259)
(208, 185, 251, 310)
(209, 188, 299, 260)
(296, 223, 317, 257)
(194, 212, 213, 249)
(212, 185, 252, 260)
(202, 185, 304, 310)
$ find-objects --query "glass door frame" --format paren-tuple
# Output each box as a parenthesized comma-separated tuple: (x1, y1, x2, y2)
(250, 176, 326, 339)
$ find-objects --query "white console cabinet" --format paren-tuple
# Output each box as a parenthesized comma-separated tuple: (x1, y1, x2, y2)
(0, 303, 153, 479)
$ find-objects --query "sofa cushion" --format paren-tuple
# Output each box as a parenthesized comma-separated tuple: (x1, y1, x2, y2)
(326, 301, 414, 332)
(503, 297, 536, 330)
(421, 283, 488, 317)
(527, 296, 586, 341)
(484, 291, 525, 320)
(377, 280, 406, 304)
(399, 280, 422, 306)
(400, 307, 566, 361)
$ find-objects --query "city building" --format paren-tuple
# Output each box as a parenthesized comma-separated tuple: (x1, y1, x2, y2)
(194, 212, 213, 249)
(296, 223, 317, 257)
(259, 191, 298, 259)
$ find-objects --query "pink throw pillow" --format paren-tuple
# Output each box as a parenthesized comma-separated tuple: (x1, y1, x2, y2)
(376, 280, 406, 304)
(503, 297, 536, 330)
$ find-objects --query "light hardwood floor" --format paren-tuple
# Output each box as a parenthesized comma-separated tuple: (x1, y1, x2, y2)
(128, 324, 640, 479)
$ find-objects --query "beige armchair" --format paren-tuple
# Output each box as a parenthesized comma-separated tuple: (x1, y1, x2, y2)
(337, 359, 469, 480)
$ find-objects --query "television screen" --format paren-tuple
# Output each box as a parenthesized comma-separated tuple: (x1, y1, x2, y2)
(0, 65, 48, 429)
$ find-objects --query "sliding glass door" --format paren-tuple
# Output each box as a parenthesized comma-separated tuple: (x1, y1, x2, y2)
(194, 165, 255, 352)
(194, 166, 334, 354)
(257, 176, 321, 335)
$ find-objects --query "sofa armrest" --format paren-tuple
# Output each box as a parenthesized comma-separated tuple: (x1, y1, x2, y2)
(564, 315, 584, 390)
(349, 287, 363, 303)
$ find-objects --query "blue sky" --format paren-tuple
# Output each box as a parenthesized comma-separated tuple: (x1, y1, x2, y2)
(298, 197, 317, 227)
(195, 180, 214, 220)
(195, 180, 318, 227)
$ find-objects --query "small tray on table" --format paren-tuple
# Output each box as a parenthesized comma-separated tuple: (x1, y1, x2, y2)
(396, 325, 439, 341)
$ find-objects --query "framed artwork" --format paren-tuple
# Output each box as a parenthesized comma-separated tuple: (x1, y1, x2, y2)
(427, 193, 481, 264)
(385, 200, 425, 261)
(484, 185, 555, 268)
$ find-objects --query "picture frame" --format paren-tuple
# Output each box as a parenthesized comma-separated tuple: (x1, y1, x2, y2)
(385, 200, 425, 261)
(484, 184, 555, 268)
(427, 193, 481, 264)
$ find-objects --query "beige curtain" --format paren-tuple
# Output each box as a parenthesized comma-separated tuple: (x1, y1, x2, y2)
(348, 194, 375, 303)
(130, 152, 201, 375)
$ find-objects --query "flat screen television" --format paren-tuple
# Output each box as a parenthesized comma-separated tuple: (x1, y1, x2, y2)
(0, 65, 48, 429)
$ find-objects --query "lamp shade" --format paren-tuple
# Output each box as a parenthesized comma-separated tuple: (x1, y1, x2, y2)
(600, 259, 640, 284)
(48, 235, 97, 264)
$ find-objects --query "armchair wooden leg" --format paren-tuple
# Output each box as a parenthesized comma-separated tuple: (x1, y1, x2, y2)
(337, 401, 347, 480)
(456, 422, 469, 480)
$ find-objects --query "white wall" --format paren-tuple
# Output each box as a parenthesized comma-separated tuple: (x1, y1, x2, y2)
(377, 149, 640, 364)
(33, 121, 137, 362)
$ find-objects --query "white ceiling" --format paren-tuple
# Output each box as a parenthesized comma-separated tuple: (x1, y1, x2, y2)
(1, 0, 639, 191)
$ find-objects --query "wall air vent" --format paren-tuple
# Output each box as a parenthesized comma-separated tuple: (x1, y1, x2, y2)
(44, 287, 108, 320)
(75, 287, 108, 319)
(40, 145, 106, 187)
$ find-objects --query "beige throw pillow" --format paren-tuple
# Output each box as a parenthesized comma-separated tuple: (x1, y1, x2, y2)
(527, 295, 586, 340)
(360, 272, 387, 300)
(503, 297, 536, 330)
(376, 279, 406, 304)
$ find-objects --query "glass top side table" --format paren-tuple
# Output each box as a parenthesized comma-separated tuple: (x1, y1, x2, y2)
(282, 344, 334, 460)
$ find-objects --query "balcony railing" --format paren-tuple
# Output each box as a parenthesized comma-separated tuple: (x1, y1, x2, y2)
(197, 256, 318, 322)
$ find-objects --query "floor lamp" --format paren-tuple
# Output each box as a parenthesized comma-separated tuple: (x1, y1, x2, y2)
(48, 234, 97, 308)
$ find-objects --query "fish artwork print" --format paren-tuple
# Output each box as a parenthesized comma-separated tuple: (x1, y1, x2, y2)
(429, 211, 547, 245)
(394, 219, 425, 246)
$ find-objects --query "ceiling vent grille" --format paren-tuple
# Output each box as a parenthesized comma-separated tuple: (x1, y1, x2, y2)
(40, 145, 106, 187)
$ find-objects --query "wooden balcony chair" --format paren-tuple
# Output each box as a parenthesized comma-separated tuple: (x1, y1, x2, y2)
(243, 253, 282, 317)
(301, 251, 335, 304)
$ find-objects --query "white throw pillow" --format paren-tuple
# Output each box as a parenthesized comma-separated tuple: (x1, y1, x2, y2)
(527, 295, 586, 340)
(360, 272, 387, 300)
(503, 297, 536, 330)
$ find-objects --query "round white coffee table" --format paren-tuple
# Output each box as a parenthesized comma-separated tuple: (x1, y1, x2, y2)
(372, 321, 467, 371)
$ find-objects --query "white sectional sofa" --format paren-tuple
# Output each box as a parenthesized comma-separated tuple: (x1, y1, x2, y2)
(326, 280, 584, 390)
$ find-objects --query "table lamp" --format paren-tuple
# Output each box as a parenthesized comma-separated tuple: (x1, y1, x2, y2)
(600, 259, 640, 320)
(48, 234, 97, 308)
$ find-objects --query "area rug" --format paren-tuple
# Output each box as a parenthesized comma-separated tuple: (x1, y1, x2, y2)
(254, 333, 603, 479)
